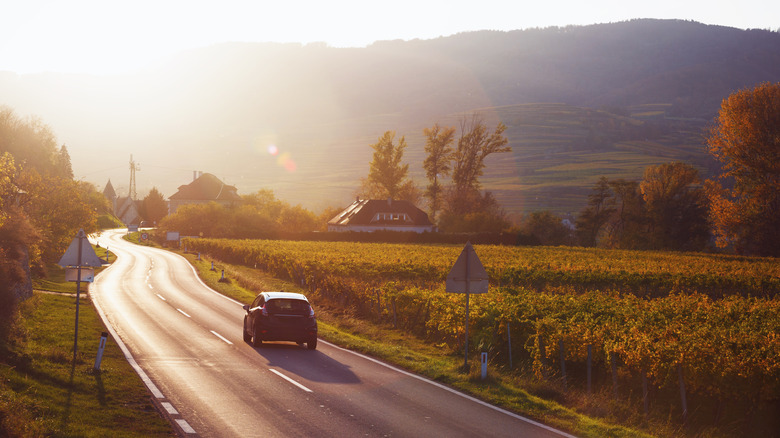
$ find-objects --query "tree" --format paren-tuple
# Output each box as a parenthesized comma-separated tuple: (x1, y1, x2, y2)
(575, 177, 615, 246)
(141, 187, 168, 224)
(362, 131, 418, 202)
(705, 82, 780, 256)
(56, 145, 74, 179)
(521, 210, 574, 246)
(422, 124, 455, 222)
(448, 114, 511, 215)
(601, 179, 645, 249)
(437, 190, 509, 233)
(640, 162, 708, 250)
(20, 170, 98, 263)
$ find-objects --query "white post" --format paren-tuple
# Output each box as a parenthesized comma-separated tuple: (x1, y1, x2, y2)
(481, 352, 488, 380)
(94, 332, 108, 370)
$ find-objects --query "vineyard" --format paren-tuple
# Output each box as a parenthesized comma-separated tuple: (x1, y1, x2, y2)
(183, 238, 780, 427)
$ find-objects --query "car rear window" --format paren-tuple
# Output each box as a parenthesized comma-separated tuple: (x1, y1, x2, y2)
(266, 299, 310, 315)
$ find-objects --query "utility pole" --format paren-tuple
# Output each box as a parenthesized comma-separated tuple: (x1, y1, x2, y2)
(129, 154, 140, 200)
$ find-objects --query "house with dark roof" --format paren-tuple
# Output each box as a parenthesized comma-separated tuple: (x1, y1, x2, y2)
(327, 198, 434, 233)
(168, 172, 242, 214)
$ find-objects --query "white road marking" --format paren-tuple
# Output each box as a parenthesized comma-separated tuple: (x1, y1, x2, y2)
(161, 402, 178, 415)
(210, 330, 233, 345)
(175, 419, 196, 434)
(156, 294, 166, 301)
(321, 340, 577, 438)
(177, 308, 191, 318)
(269, 369, 313, 393)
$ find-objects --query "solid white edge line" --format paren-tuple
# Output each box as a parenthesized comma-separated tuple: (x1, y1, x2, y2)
(156, 294, 166, 301)
(175, 419, 196, 434)
(177, 308, 191, 318)
(320, 339, 578, 438)
(210, 330, 233, 345)
(90, 269, 165, 400)
(269, 369, 313, 393)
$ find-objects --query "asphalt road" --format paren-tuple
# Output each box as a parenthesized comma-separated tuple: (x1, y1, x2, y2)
(90, 229, 575, 437)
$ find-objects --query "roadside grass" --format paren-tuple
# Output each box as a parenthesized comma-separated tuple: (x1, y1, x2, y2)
(175, 248, 656, 438)
(0, 293, 174, 437)
(1, 243, 175, 437)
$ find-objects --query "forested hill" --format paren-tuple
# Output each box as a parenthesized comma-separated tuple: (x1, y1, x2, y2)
(1, 19, 778, 213)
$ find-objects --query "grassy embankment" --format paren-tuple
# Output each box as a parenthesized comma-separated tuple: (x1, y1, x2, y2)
(0, 244, 175, 437)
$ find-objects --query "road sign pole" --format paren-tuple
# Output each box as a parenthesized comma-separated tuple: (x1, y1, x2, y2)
(464, 246, 470, 370)
(58, 228, 103, 363)
(73, 230, 83, 362)
(445, 241, 488, 372)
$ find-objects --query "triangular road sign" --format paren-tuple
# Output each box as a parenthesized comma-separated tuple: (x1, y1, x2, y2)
(58, 229, 103, 267)
(446, 242, 489, 294)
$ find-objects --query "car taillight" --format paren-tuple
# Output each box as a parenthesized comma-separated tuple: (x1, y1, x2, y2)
(308, 307, 315, 318)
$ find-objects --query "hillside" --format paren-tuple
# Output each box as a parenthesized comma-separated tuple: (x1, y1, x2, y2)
(0, 19, 777, 215)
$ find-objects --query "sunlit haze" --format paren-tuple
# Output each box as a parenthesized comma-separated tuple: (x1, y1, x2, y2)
(1, 0, 777, 213)
(1, 0, 777, 74)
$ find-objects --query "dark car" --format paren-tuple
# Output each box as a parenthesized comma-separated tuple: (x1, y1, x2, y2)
(242, 292, 318, 350)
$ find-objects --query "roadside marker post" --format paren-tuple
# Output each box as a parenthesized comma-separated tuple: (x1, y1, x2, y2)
(445, 242, 489, 370)
(481, 352, 488, 380)
(94, 332, 108, 370)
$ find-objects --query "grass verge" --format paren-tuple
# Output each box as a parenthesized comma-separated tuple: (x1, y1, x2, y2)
(1, 252, 174, 437)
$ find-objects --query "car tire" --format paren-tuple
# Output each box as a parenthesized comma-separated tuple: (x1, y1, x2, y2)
(307, 337, 317, 350)
(243, 317, 251, 343)
(251, 323, 263, 348)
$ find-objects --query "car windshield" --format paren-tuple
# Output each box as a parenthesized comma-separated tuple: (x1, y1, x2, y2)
(266, 299, 310, 315)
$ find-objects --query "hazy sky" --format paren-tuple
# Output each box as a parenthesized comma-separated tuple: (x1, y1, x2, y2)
(1, 0, 777, 74)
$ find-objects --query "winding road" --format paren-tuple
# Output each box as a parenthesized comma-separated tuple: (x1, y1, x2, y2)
(90, 229, 574, 437)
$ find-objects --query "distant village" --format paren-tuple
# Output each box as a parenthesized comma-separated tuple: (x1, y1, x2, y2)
(103, 171, 436, 234)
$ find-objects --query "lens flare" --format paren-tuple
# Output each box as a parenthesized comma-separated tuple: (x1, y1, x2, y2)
(267, 144, 279, 156)
(277, 152, 297, 172)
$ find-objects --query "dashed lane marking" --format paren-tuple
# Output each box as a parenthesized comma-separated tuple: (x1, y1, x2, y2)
(210, 330, 233, 345)
(269, 369, 313, 393)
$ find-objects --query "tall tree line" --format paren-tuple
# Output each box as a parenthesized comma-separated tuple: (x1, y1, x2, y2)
(362, 113, 512, 233)
(1, 106, 107, 343)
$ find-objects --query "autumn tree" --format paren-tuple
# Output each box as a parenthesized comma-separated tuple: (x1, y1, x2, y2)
(640, 162, 708, 250)
(705, 82, 780, 256)
(575, 177, 615, 246)
(159, 190, 321, 238)
(521, 210, 574, 246)
(576, 164, 709, 251)
(448, 114, 511, 214)
(422, 124, 455, 222)
(434, 114, 511, 233)
(141, 187, 168, 224)
(361, 131, 419, 202)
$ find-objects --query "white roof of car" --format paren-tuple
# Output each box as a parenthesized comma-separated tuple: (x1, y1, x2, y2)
(262, 291, 309, 302)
